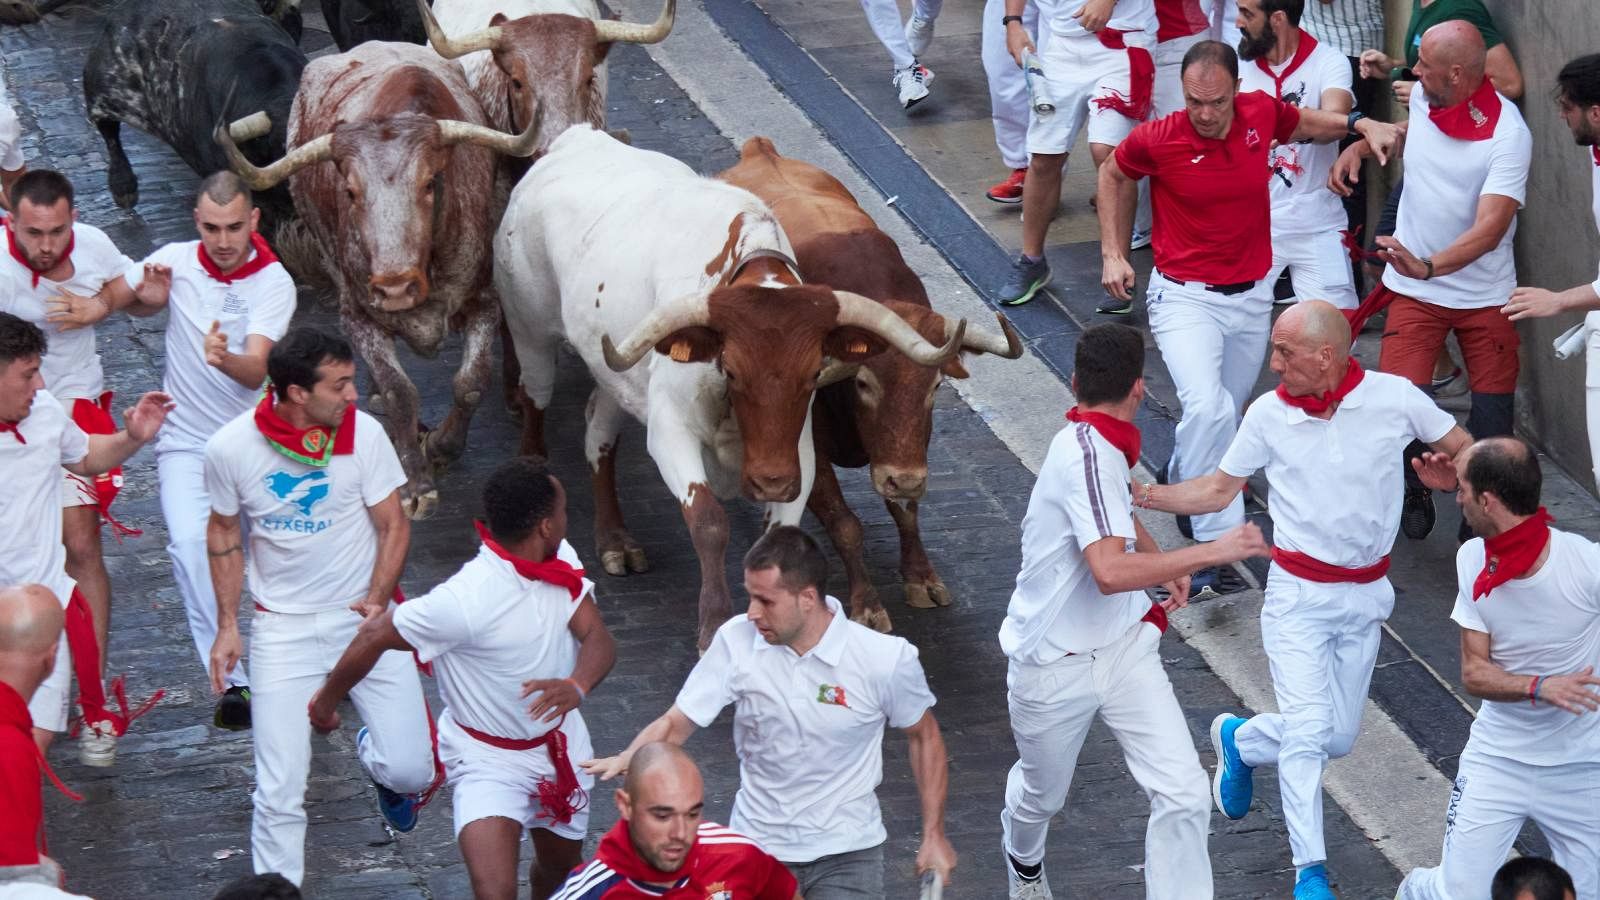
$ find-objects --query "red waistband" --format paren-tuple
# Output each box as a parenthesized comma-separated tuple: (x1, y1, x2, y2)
(457, 720, 557, 751)
(1141, 602, 1169, 633)
(1271, 547, 1391, 584)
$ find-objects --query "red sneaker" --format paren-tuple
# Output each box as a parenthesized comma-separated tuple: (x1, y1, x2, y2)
(986, 168, 1027, 204)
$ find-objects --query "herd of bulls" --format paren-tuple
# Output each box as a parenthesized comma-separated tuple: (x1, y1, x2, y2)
(17, 0, 1028, 647)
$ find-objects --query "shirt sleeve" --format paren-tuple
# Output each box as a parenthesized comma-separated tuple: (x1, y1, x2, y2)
(1060, 435, 1137, 551)
(1114, 121, 1159, 179)
(392, 583, 473, 664)
(674, 622, 739, 728)
(50, 396, 88, 466)
(1450, 541, 1489, 632)
(247, 268, 298, 341)
(1401, 381, 1458, 445)
(204, 432, 241, 517)
(1481, 121, 1532, 207)
(557, 539, 596, 617)
(1218, 397, 1272, 478)
(122, 242, 177, 292)
(1271, 96, 1302, 143)
(1321, 51, 1354, 101)
(358, 414, 409, 507)
(882, 639, 937, 729)
(78, 225, 135, 285)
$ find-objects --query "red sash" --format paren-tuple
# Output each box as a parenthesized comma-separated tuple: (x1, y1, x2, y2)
(198, 232, 279, 284)
(1141, 602, 1168, 633)
(1428, 77, 1501, 142)
(70, 394, 139, 539)
(64, 589, 164, 738)
(457, 718, 588, 826)
(1094, 29, 1155, 121)
(1344, 283, 1406, 335)
(1272, 547, 1391, 584)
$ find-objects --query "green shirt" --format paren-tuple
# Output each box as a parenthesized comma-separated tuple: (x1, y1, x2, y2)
(1403, 0, 1503, 67)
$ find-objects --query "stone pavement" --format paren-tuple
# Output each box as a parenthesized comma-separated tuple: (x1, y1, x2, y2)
(3, 2, 1402, 898)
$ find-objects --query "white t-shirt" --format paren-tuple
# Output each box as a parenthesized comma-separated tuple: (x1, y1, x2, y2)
(128, 241, 296, 453)
(1000, 421, 1148, 662)
(675, 596, 937, 864)
(1384, 87, 1532, 309)
(0, 223, 134, 401)
(0, 96, 22, 172)
(1590, 154, 1600, 298)
(394, 539, 595, 741)
(1036, 0, 1156, 43)
(203, 407, 407, 613)
(1236, 37, 1352, 236)
(1220, 371, 1455, 567)
(1452, 529, 1600, 766)
(0, 391, 88, 607)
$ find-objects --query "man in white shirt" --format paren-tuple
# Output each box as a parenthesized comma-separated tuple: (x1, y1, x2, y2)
(583, 525, 957, 899)
(999, 322, 1269, 900)
(205, 327, 434, 887)
(996, 0, 1157, 307)
(1237, 0, 1358, 309)
(86, 172, 296, 731)
(1331, 20, 1530, 542)
(0, 312, 171, 757)
(1398, 438, 1600, 900)
(308, 458, 617, 900)
(1141, 301, 1471, 900)
(1501, 54, 1600, 494)
(0, 83, 24, 212)
(3, 170, 141, 766)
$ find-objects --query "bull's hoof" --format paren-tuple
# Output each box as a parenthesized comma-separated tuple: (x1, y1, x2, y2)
(624, 546, 649, 574)
(401, 489, 439, 521)
(851, 605, 893, 633)
(904, 578, 952, 609)
(600, 550, 629, 577)
(110, 186, 138, 210)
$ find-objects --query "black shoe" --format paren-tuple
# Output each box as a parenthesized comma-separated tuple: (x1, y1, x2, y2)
(1096, 294, 1133, 315)
(214, 685, 251, 731)
(1401, 486, 1436, 540)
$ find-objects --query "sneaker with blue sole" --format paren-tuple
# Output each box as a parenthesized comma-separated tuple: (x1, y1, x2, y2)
(1209, 713, 1254, 820)
(998, 254, 1051, 306)
(1294, 863, 1336, 900)
(357, 726, 421, 833)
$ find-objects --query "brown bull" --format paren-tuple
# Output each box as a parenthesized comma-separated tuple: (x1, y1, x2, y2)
(217, 42, 539, 519)
(719, 137, 1024, 631)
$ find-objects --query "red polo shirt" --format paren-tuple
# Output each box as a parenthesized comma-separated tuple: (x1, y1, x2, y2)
(1115, 90, 1301, 285)
(1155, 0, 1210, 42)
(552, 820, 798, 899)
(0, 682, 43, 866)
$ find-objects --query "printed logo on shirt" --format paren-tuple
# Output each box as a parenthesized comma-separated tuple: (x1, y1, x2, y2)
(705, 884, 732, 900)
(261, 469, 333, 532)
(1244, 128, 1262, 151)
(1269, 144, 1305, 188)
(220, 290, 247, 316)
(816, 683, 850, 708)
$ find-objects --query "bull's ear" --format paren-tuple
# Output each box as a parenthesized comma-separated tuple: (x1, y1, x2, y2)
(654, 327, 721, 363)
(489, 12, 508, 25)
(941, 357, 970, 379)
(824, 327, 888, 362)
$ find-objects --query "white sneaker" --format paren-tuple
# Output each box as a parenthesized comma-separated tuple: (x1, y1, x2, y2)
(79, 719, 117, 768)
(1129, 227, 1152, 251)
(895, 63, 934, 109)
(905, 15, 935, 57)
(1006, 860, 1053, 900)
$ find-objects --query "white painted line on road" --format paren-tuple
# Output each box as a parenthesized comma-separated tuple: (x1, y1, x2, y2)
(623, 0, 1452, 876)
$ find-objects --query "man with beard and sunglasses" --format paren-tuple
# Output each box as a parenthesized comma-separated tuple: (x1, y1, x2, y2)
(1236, 0, 1358, 309)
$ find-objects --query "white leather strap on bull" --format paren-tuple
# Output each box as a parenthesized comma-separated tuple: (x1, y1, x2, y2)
(727, 248, 802, 285)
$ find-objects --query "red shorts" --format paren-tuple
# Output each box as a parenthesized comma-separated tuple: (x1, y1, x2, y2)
(63, 392, 123, 511)
(1378, 295, 1520, 394)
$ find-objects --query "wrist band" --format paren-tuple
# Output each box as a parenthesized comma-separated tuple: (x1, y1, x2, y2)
(1530, 675, 1542, 706)
(565, 678, 586, 700)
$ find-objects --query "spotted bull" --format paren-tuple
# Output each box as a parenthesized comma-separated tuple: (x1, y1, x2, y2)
(494, 125, 968, 649)
(319, 0, 428, 50)
(719, 137, 1024, 631)
(216, 41, 540, 519)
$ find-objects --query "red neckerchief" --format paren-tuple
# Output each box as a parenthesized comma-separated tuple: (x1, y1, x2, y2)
(1474, 508, 1556, 600)
(198, 232, 279, 284)
(1591, 145, 1599, 166)
(1277, 358, 1364, 415)
(0, 681, 80, 808)
(252, 391, 355, 467)
(1256, 30, 1318, 100)
(1428, 77, 1502, 142)
(4, 220, 73, 289)
(0, 421, 23, 444)
(1093, 29, 1154, 121)
(473, 520, 586, 599)
(594, 817, 699, 886)
(1066, 406, 1142, 468)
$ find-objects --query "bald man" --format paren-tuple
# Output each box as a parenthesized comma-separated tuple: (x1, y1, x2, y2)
(1332, 20, 1531, 544)
(1140, 300, 1471, 899)
(550, 742, 800, 899)
(0, 585, 67, 879)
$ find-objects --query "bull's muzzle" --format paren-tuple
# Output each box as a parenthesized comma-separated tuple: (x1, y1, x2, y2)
(369, 269, 429, 312)
(872, 465, 928, 500)
(743, 470, 801, 504)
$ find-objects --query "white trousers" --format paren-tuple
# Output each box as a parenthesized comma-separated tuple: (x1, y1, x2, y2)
(249, 605, 435, 885)
(1145, 271, 1273, 540)
(981, 0, 1037, 170)
(158, 448, 247, 688)
(1136, 34, 1207, 234)
(860, 0, 943, 71)
(1234, 568, 1393, 867)
(1001, 619, 1214, 899)
(1266, 228, 1359, 310)
(1398, 744, 1600, 900)
(1584, 321, 1600, 494)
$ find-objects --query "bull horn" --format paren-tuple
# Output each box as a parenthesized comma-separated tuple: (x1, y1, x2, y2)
(817, 359, 860, 387)
(600, 289, 713, 371)
(418, 0, 502, 59)
(214, 114, 333, 191)
(832, 291, 965, 367)
(952, 312, 1024, 359)
(592, 0, 675, 44)
(228, 111, 273, 143)
(438, 103, 543, 158)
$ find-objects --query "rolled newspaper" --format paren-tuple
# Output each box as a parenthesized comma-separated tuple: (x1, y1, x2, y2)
(1022, 49, 1055, 115)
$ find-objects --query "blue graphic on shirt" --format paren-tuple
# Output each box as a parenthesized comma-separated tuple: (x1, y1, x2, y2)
(262, 470, 332, 532)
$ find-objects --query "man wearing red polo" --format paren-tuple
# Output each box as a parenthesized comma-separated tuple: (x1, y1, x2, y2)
(1098, 40, 1396, 591)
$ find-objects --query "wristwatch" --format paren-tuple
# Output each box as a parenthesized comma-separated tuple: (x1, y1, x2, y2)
(1002, 14, 1023, 25)
(1346, 110, 1366, 136)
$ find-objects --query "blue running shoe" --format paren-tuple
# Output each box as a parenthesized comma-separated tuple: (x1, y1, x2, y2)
(357, 726, 420, 833)
(1209, 713, 1254, 820)
(1294, 864, 1336, 900)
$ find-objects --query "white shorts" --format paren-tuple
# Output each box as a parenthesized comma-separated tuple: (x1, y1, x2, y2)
(0, 100, 23, 172)
(61, 469, 101, 509)
(27, 633, 72, 732)
(1026, 30, 1145, 155)
(438, 709, 595, 840)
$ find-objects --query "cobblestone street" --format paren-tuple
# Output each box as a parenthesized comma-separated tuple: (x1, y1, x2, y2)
(4, 3, 1403, 897)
